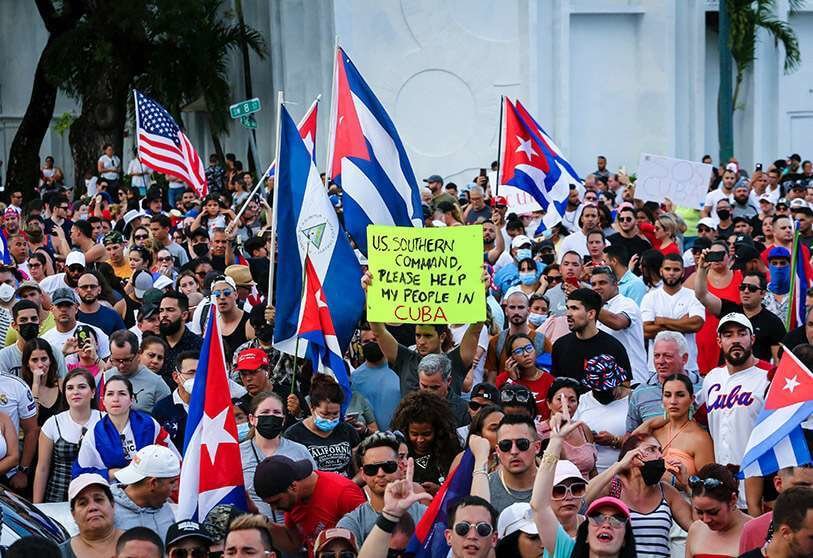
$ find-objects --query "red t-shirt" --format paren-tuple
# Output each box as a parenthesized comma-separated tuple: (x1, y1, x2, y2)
(495, 372, 555, 419)
(285, 471, 366, 556)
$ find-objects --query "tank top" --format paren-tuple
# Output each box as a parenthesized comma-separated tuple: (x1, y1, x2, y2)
(623, 485, 673, 558)
(222, 311, 250, 363)
(696, 270, 742, 374)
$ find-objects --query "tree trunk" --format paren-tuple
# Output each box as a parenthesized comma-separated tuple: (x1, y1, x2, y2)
(718, 0, 734, 163)
(4, 34, 60, 199)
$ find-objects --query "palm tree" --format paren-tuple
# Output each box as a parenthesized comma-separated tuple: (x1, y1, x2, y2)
(728, 0, 802, 111)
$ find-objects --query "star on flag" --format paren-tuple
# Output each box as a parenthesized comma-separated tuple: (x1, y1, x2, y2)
(766, 346, 813, 410)
(515, 136, 538, 159)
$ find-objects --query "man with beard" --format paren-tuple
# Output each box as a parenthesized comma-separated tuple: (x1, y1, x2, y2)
(703, 167, 737, 221)
(701, 312, 769, 511)
(481, 220, 505, 266)
(558, 203, 600, 262)
(484, 291, 545, 383)
(747, 487, 813, 558)
(641, 253, 705, 374)
(606, 205, 652, 261)
(39, 251, 86, 296)
(76, 271, 126, 336)
(158, 291, 202, 389)
(487, 415, 540, 513)
(42, 287, 110, 361)
(550, 288, 631, 383)
(350, 324, 401, 430)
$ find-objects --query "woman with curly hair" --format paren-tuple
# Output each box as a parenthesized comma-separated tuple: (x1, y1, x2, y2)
(390, 390, 461, 495)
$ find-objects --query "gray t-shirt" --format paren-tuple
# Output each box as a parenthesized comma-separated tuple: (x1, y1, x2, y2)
(240, 437, 315, 521)
(337, 500, 427, 546)
(487, 471, 532, 514)
(0, 342, 68, 378)
(104, 365, 171, 414)
(546, 282, 589, 317)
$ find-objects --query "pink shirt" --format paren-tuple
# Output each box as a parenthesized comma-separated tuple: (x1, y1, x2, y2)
(738, 511, 771, 554)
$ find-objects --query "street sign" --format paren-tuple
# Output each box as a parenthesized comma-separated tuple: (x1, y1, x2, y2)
(239, 115, 257, 129)
(229, 98, 261, 119)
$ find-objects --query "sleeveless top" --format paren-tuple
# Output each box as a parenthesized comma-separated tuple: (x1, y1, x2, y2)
(696, 270, 742, 373)
(611, 480, 673, 558)
(661, 421, 697, 477)
(222, 312, 250, 363)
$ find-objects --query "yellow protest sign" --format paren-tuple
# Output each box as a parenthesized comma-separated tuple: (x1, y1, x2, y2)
(366, 225, 486, 324)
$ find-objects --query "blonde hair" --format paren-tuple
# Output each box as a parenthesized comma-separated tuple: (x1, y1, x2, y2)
(226, 514, 274, 550)
(656, 215, 677, 240)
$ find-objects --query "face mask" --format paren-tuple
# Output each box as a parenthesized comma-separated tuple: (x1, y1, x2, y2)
(182, 377, 195, 394)
(592, 389, 616, 405)
(518, 271, 537, 286)
(0, 283, 14, 303)
(236, 422, 251, 442)
(362, 341, 384, 363)
(528, 313, 547, 327)
(314, 414, 340, 432)
(192, 243, 209, 257)
(716, 209, 731, 221)
(78, 211, 89, 220)
(769, 264, 791, 294)
(19, 323, 39, 342)
(516, 248, 532, 261)
(640, 458, 666, 486)
(540, 253, 555, 265)
(255, 414, 285, 440)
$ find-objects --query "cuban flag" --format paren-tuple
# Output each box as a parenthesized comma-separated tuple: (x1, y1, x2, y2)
(273, 103, 364, 359)
(326, 46, 423, 256)
(406, 449, 475, 557)
(266, 97, 319, 179)
(499, 97, 572, 233)
(177, 306, 246, 520)
(740, 348, 813, 478)
(786, 221, 812, 330)
(514, 99, 582, 186)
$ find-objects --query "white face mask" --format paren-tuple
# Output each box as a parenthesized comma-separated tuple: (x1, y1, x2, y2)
(182, 377, 195, 394)
(0, 283, 15, 303)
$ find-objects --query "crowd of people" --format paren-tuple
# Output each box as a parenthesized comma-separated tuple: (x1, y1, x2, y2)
(0, 147, 812, 558)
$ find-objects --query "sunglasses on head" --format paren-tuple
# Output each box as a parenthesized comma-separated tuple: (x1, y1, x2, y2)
(551, 482, 587, 500)
(500, 389, 531, 404)
(587, 513, 627, 528)
(739, 284, 762, 293)
(453, 521, 494, 538)
(362, 460, 399, 476)
(688, 476, 724, 490)
(497, 438, 532, 452)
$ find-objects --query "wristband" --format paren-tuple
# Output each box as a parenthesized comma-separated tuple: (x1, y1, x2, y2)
(541, 450, 559, 469)
(376, 513, 398, 533)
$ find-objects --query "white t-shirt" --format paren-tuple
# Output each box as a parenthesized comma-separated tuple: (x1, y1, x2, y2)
(98, 154, 120, 180)
(42, 410, 103, 444)
(573, 392, 629, 473)
(39, 273, 70, 296)
(41, 322, 111, 360)
(598, 293, 648, 385)
(640, 286, 705, 373)
(703, 188, 733, 225)
(85, 176, 98, 197)
(0, 343, 68, 378)
(0, 374, 37, 432)
(558, 230, 588, 262)
(127, 159, 149, 190)
(449, 324, 490, 389)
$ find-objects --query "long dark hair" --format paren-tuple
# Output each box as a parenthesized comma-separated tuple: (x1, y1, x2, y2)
(21, 338, 59, 389)
(391, 391, 461, 476)
(495, 531, 522, 558)
(569, 519, 637, 558)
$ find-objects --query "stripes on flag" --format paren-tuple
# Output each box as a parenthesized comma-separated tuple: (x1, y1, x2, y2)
(740, 400, 813, 478)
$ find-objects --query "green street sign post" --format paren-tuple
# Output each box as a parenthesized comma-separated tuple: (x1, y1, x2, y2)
(239, 115, 257, 129)
(229, 98, 261, 119)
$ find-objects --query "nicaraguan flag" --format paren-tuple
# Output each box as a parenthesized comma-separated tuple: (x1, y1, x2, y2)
(326, 46, 423, 256)
(177, 306, 246, 520)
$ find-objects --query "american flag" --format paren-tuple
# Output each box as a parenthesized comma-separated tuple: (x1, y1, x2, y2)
(133, 90, 207, 198)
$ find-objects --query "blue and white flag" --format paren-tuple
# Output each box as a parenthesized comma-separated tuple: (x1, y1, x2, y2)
(740, 401, 813, 478)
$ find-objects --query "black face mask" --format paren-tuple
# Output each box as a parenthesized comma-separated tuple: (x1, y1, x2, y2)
(255, 414, 285, 440)
(362, 341, 384, 363)
(717, 209, 731, 221)
(192, 243, 209, 257)
(540, 253, 555, 265)
(256, 325, 274, 343)
(592, 389, 616, 405)
(159, 317, 183, 336)
(18, 323, 39, 342)
(640, 458, 666, 486)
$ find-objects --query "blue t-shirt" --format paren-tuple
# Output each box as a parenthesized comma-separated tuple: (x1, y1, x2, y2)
(77, 306, 127, 337)
(351, 361, 401, 430)
(550, 524, 576, 558)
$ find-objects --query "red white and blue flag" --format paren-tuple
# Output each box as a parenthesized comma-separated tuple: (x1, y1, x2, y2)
(177, 305, 246, 520)
(266, 97, 319, 179)
(406, 449, 475, 557)
(133, 90, 207, 198)
(273, 103, 364, 364)
(500, 97, 580, 233)
(786, 225, 812, 330)
(326, 46, 423, 256)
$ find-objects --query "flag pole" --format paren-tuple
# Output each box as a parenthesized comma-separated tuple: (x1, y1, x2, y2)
(291, 243, 311, 395)
(495, 95, 504, 196)
(267, 90, 285, 306)
(324, 35, 340, 188)
(786, 220, 800, 329)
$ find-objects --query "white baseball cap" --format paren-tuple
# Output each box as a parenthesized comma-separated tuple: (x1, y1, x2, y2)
(553, 459, 586, 485)
(511, 235, 533, 249)
(65, 251, 86, 268)
(153, 275, 174, 290)
(68, 473, 110, 503)
(697, 217, 716, 230)
(758, 193, 775, 204)
(498, 503, 537, 539)
(114, 444, 181, 484)
(717, 312, 753, 334)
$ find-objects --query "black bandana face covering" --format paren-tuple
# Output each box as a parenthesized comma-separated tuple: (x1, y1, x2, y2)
(640, 458, 666, 486)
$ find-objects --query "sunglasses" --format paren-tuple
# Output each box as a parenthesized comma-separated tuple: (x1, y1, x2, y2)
(386, 550, 415, 558)
(468, 400, 488, 412)
(739, 284, 762, 293)
(688, 476, 724, 490)
(362, 461, 399, 476)
(169, 548, 208, 558)
(497, 438, 532, 452)
(316, 552, 356, 558)
(158, 256, 173, 262)
(551, 482, 587, 500)
(212, 289, 233, 298)
(453, 521, 494, 538)
(134, 234, 149, 240)
(500, 390, 531, 404)
(587, 513, 627, 528)
(618, 216, 634, 223)
(545, 275, 562, 283)
(511, 343, 534, 357)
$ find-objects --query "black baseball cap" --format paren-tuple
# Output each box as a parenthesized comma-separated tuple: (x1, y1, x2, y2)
(470, 383, 500, 403)
(166, 520, 212, 548)
(253, 456, 313, 498)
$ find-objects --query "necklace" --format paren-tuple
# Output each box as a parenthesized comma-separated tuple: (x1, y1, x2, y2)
(499, 470, 532, 497)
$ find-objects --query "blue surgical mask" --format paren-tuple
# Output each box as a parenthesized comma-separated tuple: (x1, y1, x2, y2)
(314, 414, 340, 432)
(769, 264, 791, 295)
(528, 312, 547, 327)
(518, 271, 537, 285)
(516, 248, 532, 261)
(236, 422, 251, 442)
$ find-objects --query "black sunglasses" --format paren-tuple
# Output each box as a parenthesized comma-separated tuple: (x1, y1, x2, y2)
(689, 476, 724, 491)
(317, 552, 356, 558)
(362, 461, 399, 476)
(739, 284, 762, 293)
(453, 521, 494, 538)
(468, 400, 490, 412)
(501, 389, 531, 404)
(497, 438, 532, 452)
(169, 548, 208, 558)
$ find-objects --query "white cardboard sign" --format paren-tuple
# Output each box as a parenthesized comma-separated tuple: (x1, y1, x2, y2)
(635, 153, 712, 209)
(497, 184, 543, 214)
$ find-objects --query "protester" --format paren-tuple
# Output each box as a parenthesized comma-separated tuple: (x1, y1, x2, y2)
(417, 353, 470, 427)
(494, 333, 554, 418)
(138, 335, 167, 375)
(452, 403, 504, 471)
(538, 377, 597, 479)
(487, 414, 541, 513)
(115, 527, 165, 558)
(158, 291, 202, 386)
(351, 325, 401, 430)
(103, 330, 170, 413)
(61, 473, 123, 558)
(21, 337, 66, 424)
(164, 520, 212, 558)
(743, 486, 813, 558)
(484, 291, 546, 383)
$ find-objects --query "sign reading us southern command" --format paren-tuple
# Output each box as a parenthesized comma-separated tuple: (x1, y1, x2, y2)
(366, 225, 486, 324)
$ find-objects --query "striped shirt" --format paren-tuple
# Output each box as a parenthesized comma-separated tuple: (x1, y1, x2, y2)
(629, 496, 673, 558)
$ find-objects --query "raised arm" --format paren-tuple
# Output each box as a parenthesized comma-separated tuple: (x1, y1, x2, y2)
(362, 271, 400, 365)
(693, 253, 722, 316)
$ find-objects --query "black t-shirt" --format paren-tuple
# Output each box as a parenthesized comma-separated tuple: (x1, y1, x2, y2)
(782, 325, 809, 352)
(550, 330, 632, 383)
(606, 233, 651, 259)
(393, 344, 467, 396)
(719, 301, 786, 362)
(283, 420, 360, 476)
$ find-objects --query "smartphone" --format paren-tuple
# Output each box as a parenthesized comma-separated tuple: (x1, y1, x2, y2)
(479, 168, 487, 177)
(582, 255, 593, 264)
(706, 251, 725, 262)
(345, 412, 360, 423)
(75, 325, 94, 348)
(756, 163, 763, 172)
